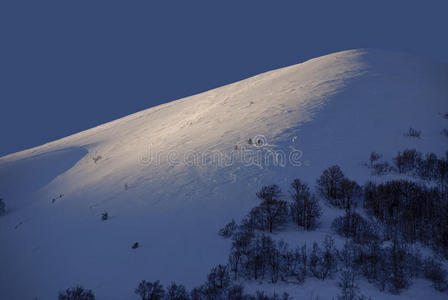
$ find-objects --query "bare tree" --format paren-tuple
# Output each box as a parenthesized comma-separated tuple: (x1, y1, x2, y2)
(256, 185, 282, 203)
(423, 257, 448, 292)
(339, 179, 361, 211)
(226, 284, 245, 300)
(337, 268, 361, 300)
(165, 282, 189, 300)
(135, 280, 165, 300)
(203, 264, 230, 298)
(219, 219, 237, 238)
(316, 165, 345, 203)
(256, 185, 288, 233)
(289, 179, 321, 230)
(58, 285, 95, 300)
(369, 152, 382, 167)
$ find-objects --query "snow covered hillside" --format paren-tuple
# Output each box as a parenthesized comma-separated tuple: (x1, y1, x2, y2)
(1, 49, 447, 300)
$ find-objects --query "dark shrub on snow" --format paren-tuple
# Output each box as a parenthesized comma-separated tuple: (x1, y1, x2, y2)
(316, 166, 361, 209)
(165, 282, 189, 300)
(332, 212, 379, 244)
(289, 179, 321, 230)
(135, 280, 165, 300)
(58, 285, 94, 300)
(404, 127, 421, 138)
(255, 185, 289, 233)
(219, 219, 238, 238)
(423, 257, 448, 292)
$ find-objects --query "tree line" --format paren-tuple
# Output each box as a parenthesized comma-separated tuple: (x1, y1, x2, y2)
(369, 149, 448, 186)
(58, 158, 448, 300)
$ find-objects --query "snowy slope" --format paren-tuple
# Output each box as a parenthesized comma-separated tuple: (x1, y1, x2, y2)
(1, 49, 447, 300)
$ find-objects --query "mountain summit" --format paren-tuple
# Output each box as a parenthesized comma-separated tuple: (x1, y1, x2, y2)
(1, 49, 447, 300)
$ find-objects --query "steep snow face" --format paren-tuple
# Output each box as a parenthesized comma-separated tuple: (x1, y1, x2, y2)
(0, 49, 447, 300)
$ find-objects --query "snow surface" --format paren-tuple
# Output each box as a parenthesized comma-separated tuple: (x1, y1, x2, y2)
(1, 49, 447, 299)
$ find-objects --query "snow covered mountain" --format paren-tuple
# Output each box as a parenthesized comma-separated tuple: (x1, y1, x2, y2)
(1, 49, 447, 300)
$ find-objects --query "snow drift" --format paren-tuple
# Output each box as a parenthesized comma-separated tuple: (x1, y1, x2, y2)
(0, 49, 447, 300)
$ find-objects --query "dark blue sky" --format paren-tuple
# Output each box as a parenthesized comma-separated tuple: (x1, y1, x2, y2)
(1, 1, 447, 157)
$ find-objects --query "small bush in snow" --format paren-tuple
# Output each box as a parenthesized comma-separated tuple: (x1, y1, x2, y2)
(165, 282, 189, 300)
(92, 155, 102, 163)
(381, 239, 412, 294)
(309, 236, 338, 280)
(367, 151, 394, 175)
(404, 127, 421, 138)
(189, 287, 203, 300)
(423, 257, 448, 291)
(371, 161, 393, 176)
(58, 285, 95, 300)
(393, 149, 422, 174)
(369, 152, 382, 166)
(337, 268, 359, 300)
(225, 284, 245, 300)
(339, 178, 362, 211)
(219, 219, 237, 238)
(332, 212, 379, 244)
(253, 291, 291, 300)
(204, 264, 231, 296)
(135, 280, 165, 300)
(337, 268, 371, 300)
